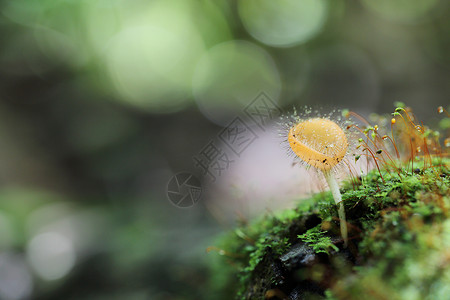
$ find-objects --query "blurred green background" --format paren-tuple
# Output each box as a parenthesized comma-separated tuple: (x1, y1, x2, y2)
(0, 0, 449, 299)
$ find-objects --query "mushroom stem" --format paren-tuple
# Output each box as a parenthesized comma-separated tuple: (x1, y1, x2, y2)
(323, 170, 348, 248)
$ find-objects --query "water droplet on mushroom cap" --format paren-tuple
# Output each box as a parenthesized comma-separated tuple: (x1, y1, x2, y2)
(288, 118, 348, 171)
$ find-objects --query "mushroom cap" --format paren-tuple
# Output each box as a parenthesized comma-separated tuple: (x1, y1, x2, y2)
(288, 118, 348, 171)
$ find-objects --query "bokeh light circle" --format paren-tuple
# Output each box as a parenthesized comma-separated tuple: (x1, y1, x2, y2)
(27, 232, 76, 281)
(0, 253, 33, 300)
(105, 24, 204, 113)
(238, 0, 328, 47)
(192, 40, 281, 125)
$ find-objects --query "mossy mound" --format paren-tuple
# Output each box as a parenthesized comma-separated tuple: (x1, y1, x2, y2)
(209, 159, 449, 300)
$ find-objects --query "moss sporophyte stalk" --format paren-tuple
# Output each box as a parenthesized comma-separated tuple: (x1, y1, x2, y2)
(207, 104, 450, 300)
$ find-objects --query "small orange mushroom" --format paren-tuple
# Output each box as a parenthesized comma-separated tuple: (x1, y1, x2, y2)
(287, 117, 349, 247)
(288, 118, 348, 171)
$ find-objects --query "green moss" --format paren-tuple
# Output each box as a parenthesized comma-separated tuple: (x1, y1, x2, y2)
(298, 225, 339, 255)
(207, 157, 449, 299)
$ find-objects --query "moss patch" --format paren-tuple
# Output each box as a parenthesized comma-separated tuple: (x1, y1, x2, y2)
(208, 158, 449, 300)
